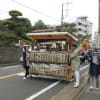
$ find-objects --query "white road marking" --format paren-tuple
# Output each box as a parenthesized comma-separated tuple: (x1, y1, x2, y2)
(17, 72, 25, 76)
(80, 65, 89, 71)
(25, 81, 60, 100)
(24, 65, 89, 100)
(0, 65, 21, 70)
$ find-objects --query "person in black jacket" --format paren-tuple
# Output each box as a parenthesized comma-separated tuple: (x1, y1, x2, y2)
(87, 49, 100, 90)
(22, 46, 30, 79)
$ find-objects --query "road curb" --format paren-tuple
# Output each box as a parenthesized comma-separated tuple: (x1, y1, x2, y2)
(49, 73, 88, 100)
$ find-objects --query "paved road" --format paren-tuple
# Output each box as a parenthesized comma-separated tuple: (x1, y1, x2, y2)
(0, 65, 66, 100)
(0, 64, 88, 100)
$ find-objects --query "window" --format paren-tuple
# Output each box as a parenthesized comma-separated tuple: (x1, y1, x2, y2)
(78, 22, 82, 25)
(78, 28, 82, 31)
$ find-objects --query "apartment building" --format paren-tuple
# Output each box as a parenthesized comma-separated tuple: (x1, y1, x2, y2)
(75, 16, 92, 35)
(93, 32, 100, 48)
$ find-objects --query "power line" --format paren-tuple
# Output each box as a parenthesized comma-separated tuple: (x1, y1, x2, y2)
(0, 13, 8, 16)
(12, 0, 60, 22)
(0, 11, 8, 17)
(0, 9, 8, 13)
(0, 9, 9, 18)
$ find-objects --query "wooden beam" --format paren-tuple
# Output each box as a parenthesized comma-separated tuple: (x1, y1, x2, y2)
(30, 34, 73, 41)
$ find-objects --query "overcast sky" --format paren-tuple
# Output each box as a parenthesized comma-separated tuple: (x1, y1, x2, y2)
(0, 0, 98, 33)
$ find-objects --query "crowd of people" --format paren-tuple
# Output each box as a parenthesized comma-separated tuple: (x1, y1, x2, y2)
(69, 44, 100, 89)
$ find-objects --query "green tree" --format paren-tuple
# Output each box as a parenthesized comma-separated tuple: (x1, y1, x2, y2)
(77, 34, 91, 44)
(56, 22, 77, 33)
(3, 10, 32, 36)
(18, 18, 32, 32)
(0, 10, 32, 45)
(0, 30, 18, 45)
(9, 10, 22, 20)
(32, 20, 47, 30)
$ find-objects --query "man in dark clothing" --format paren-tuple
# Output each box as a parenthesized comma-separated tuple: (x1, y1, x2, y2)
(87, 49, 100, 90)
(80, 51, 85, 65)
(22, 46, 29, 79)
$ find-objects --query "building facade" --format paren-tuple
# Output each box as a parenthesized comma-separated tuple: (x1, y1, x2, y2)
(75, 16, 92, 35)
(93, 32, 100, 48)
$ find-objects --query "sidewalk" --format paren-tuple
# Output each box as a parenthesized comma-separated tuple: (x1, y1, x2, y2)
(78, 77, 100, 100)
(78, 88, 100, 100)
(49, 73, 88, 100)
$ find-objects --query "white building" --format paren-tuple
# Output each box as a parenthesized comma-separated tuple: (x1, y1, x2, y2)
(75, 16, 92, 35)
(93, 32, 100, 48)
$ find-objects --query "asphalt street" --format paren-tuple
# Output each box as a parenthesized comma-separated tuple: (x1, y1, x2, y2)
(0, 65, 66, 100)
(0, 64, 89, 100)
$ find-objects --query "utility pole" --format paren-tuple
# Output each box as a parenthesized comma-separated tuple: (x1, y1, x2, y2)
(98, 0, 100, 34)
(95, 0, 100, 49)
(97, 0, 100, 48)
(61, 0, 72, 25)
(61, 3, 64, 25)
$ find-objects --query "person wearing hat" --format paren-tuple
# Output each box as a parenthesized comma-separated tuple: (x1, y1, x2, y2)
(70, 43, 80, 88)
